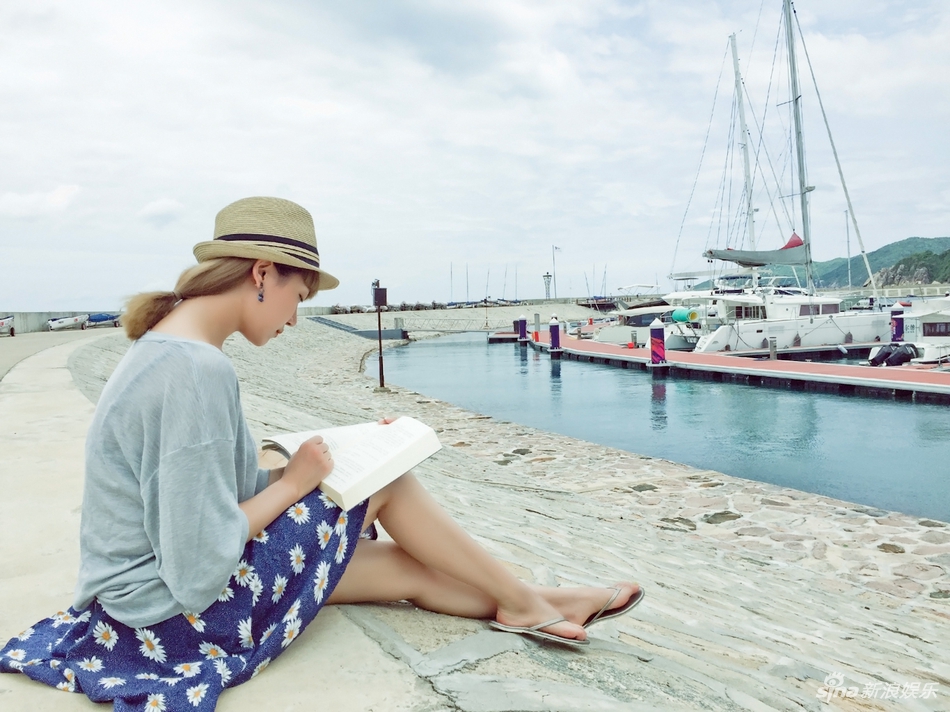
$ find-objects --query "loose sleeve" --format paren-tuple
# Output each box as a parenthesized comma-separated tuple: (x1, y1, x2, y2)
(145, 440, 250, 613)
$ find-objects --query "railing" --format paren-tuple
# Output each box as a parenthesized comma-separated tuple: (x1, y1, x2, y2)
(396, 317, 516, 332)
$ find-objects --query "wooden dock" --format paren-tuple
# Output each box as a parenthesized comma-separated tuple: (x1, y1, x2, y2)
(527, 332, 950, 404)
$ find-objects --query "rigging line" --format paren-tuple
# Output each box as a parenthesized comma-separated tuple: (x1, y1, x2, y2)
(747, 0, 768, 65)
(670, 41, 731, 277)
(792, 7, 879, 297)
(745, 19, 795, 238)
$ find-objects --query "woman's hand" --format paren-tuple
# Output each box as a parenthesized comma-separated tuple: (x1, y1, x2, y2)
(378, 416, 398, 425)
(282, 435, 334, 499)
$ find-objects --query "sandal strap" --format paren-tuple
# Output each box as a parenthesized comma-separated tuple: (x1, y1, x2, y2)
(528, 617, 567, 632)
(587, 587, 621, 626)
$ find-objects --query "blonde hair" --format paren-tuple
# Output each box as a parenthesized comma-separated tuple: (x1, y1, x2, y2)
(123, 257, 321, 340)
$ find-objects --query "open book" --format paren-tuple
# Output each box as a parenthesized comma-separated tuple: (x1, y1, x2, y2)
(262, 416, 442, 511)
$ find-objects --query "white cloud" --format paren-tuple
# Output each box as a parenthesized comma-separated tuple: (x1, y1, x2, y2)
(0, 185, 80, 217)
(138, 198, 185, 228)
(0, 0, 947, 310)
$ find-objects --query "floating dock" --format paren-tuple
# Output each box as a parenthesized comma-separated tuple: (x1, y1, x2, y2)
(527, 332, 950, 404)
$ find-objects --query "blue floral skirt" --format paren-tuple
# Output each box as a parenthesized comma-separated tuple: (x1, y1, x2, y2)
(0, 489, 368, 711)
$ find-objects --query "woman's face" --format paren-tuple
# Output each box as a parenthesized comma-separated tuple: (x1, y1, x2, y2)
(243, 267, 310, 346)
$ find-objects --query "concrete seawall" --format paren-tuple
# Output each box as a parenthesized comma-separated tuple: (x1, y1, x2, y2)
(1, 322, 947, 711)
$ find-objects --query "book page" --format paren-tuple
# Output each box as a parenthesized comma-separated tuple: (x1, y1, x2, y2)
(322, 419, 426, 491)
(262, 422, 378, 458)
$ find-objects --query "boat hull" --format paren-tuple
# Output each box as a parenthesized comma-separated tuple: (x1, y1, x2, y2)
(694, 311, 889, 353)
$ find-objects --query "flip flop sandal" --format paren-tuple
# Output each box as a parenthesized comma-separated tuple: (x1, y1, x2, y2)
(584, 586, 645, 628)
(489, 617, 590, 647)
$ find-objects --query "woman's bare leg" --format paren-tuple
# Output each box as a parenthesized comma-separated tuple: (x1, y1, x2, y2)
(328, 537, 641, 627)
(327, 539, 497, 617)
(327, 473, 624, 641)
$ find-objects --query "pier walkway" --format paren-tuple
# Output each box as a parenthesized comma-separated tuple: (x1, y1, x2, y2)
(531, 332, 950, 403)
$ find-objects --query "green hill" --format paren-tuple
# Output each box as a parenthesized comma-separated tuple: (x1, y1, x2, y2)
(876, 248, 950, 285)
(814, 237, 950, 287)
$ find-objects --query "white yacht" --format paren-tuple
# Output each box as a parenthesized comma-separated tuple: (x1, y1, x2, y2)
(673, 3, 891, 355)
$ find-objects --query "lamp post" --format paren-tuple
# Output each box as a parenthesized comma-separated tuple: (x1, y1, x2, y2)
(372, 280, 387, 389)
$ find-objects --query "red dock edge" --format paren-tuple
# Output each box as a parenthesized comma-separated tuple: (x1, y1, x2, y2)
(528, 332, 950, 404)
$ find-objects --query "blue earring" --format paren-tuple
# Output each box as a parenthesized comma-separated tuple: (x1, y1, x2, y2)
(258, 287, 264, 303)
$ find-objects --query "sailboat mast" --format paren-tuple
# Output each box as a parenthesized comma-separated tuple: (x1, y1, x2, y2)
(730, 34, 759, 288)
(784, 0, 814, 293)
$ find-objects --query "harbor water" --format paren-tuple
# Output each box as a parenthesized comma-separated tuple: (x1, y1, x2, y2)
(387, 332, 950, 522)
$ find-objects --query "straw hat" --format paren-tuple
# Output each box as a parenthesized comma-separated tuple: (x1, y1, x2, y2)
(193, 196, 339, 290)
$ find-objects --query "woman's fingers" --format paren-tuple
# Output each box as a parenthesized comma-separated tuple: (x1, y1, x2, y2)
(378, 416, 399, 425)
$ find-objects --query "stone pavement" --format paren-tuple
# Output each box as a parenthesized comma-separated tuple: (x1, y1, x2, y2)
(2, 324, 948, 711)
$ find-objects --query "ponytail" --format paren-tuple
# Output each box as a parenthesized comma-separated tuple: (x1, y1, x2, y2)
(123, 257, 321, 340)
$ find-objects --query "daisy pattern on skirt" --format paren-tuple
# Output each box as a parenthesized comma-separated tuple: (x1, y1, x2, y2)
(289, 544, 306, 574)
(51, 610, 76, 628)
(316, 521, 333, 550)
(281, 617, 301, 649)
(218, 586, 234, 603)
(272, 574, 288, 603)
(136, 673, 160, 680)
(233, 560, 255, 587)
(319, 492, 335, 509)
(56, 680, 75, 692)
(173, 661, 202, 678)
(249, 573, 264, 605)
(93, 620, 118, 651)
(160, 677, 181, 686)
(260, 623, 277, 644)
(335, 533, 348, 564)
(98, 676, 126, 689)
(251, 657, 271, 679)
(286, 501, 310, 524)
(145, 693, 167, 711)
(252, 528, 270, 544)
(334, 510, 348, 536)
(135, 628, 167, 663)
(75, 610, 92, 624)
(213, 658, 231, 687)
(283, 599, 301, 622)
(198, 641, 227, 660)
(16, 627, 34, 641)
(186, 682, 209, 707)
(77, 656, 104, 672)
(183, 612, 206, 633)
(238, 617, 255, 649)
(63, 668, 75, 684)
(314, 561, 331, 604)
(5, 649, 26, 661)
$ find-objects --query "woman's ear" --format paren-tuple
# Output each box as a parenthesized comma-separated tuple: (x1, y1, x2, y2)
(250, 260, 275, 289)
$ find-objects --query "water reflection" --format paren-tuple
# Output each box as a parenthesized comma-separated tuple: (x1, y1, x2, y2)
(650, 382, 667, 431)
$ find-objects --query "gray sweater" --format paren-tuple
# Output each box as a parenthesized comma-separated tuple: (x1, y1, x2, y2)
(74, 332, 270, 627)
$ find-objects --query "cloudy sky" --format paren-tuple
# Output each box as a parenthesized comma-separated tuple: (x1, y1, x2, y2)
(1, 0, 947, 310)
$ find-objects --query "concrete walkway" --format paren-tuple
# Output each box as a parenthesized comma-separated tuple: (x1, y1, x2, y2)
(0, 339, 446, 711)
(2, 329, 948, 711)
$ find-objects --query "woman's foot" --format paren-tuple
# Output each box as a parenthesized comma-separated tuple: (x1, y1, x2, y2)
(494, 593, 588, 643)
(536, 582, 641, 628)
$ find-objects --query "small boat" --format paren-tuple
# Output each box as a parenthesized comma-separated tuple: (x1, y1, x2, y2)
(87, 313, 122, 328)
(47, 314, 89, 331)
(868, 298, 950, 366)
(0, 315, 14, 337)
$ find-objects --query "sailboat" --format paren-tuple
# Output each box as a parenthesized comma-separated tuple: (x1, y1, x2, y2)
(671, 1, 890, 355)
